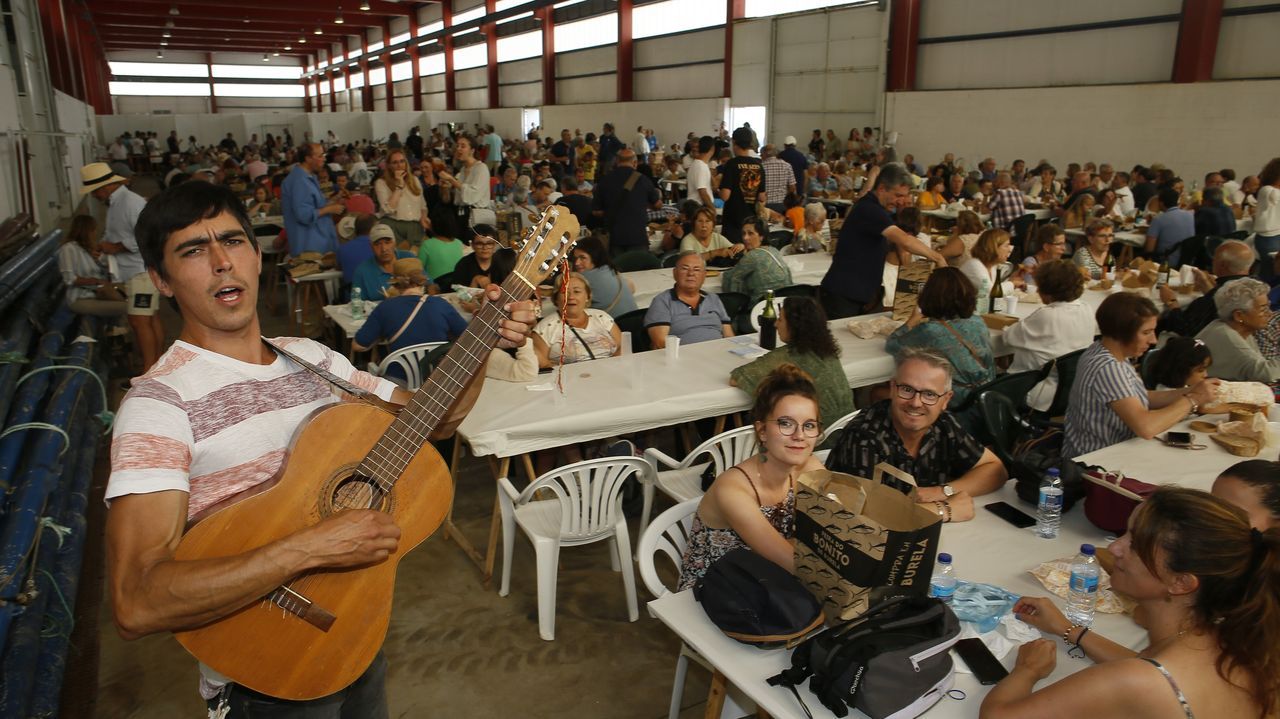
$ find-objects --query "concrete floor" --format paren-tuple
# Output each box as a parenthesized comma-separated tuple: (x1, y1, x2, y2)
(90, 249, 721, 718)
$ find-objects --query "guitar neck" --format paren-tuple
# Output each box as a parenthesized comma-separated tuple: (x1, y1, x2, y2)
(358, 275, 532, 487)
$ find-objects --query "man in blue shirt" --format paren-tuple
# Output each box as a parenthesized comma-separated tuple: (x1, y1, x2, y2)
(282, 143, 344, 255)
(1145, 187, 1196, 264)
(643, 251, 734, 348)
(336, 213, 377, 285)
(353, 257, 466, 382)
(352, 224, 420, 300)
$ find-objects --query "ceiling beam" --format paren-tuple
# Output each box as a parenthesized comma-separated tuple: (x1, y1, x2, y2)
(94, 19, 366, 38)
(90, 9, 386, 28)
(86, 0, 416, 17)
(102, 28, 352, 43)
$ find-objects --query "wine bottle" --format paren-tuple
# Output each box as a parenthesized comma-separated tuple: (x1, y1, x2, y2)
(759, 290, 778, 350)
(1157, 260, 1170, 287)
(990, 269, 1005, 314)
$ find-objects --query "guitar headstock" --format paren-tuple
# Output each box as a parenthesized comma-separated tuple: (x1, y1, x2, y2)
(509, 206, 581, 288)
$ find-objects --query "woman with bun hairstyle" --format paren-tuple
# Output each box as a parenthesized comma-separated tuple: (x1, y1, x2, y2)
(983, 486, 1280, 719)
(677, 364, 825, 590)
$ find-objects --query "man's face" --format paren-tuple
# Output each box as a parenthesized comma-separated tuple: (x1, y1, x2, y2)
(889, 359, 951, 436)
(1244, 176, 1261, 193)
(1012, 160, 1025, 174)
(371, 235, 396, 265)
(817, 166, 830, 180)
(1073, 172, 1090, 191)
(575, 169, 586, 183)
(673, 255, 706, 292)
(1205, 173, 1224, 189)
(304, 145, 325, 173)
(877, 184, 911, 209)
(1099, 164, 1114, 180)
(150, 210, 261, 337)
(503, 168, 517, 185)
(561, 130, 571, 142)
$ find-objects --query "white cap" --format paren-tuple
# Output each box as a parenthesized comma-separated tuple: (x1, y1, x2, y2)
(784, 136, 797, 146)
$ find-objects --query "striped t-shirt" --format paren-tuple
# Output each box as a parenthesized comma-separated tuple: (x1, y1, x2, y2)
(1064, 341, 1149, 458)
(107, 337, 397, 521)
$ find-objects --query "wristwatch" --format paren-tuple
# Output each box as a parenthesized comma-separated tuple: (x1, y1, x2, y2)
(942, 484, 957, 498)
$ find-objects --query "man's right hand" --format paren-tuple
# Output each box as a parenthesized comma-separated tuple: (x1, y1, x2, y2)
(294, 509, 401, 570)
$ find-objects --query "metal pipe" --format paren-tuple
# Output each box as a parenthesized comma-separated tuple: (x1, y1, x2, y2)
(0, 229, 61, 315)
(0, 306, 75, 495)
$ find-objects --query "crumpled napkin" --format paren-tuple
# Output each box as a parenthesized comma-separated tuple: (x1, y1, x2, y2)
(953, 613, 1042, 671)
(846, 316, 903, 339)
(1029, 557, 1135, 614)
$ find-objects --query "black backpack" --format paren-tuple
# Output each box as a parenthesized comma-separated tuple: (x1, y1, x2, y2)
(770, 596, 960, 719)
(694, 548, 824, 647)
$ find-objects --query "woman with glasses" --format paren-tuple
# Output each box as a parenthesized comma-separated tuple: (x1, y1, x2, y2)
(1194, 278, 1280, 382)
(677, 364, 825, 590)
(452, 226, 515, 313)
(1063, 293, 1222, 458)
(1072, 219, 1115, 280)
(1017, 224, 1069, 285)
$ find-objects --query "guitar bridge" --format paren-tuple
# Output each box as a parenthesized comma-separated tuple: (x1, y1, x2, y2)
(268, 585, 336, 632)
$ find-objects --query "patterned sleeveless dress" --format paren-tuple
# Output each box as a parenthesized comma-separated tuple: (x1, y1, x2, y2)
(677, 467, 795, 591)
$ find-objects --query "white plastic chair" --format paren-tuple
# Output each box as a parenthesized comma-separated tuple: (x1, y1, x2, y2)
(367, 341, 447, 391)
(815, 408, 859, 463)
(638, 499, 753, 719)
(639, 425, 759, 540)
(498, 456, 651, 641)
(747, 296, 789, 331)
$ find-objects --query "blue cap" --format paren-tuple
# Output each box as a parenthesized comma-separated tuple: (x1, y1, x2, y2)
(1048, 468, 1060, 476)
(1080, 544, 1095, 555)
(938, 553, 952, 563)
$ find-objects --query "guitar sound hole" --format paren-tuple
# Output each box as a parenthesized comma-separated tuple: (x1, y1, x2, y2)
(331, 475, 387, 512)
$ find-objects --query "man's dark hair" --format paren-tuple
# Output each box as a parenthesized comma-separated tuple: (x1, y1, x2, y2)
(136, 181, 257, 280)
(1157, 187, 1181, 210)
(731, 127, 753, 150)
(1220, 168, 1236, 182)
(873, 162, 912, 191)
(1139, 167, 1157, 182)
(561, 176, 578, 191)
(697, 135, 715, 155)
(354, 212, 378, 236)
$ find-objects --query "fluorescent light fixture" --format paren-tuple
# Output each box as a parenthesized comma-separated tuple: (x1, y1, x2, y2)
(314, 27, 323, 35)
(284, 43, 292, 50)
(273, 51, 280, 56)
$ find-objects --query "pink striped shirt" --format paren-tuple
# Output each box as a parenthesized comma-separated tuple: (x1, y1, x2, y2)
(107, 338, 396, 520)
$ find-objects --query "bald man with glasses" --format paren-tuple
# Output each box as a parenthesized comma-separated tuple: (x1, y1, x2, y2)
(825, 347, 1007, 523)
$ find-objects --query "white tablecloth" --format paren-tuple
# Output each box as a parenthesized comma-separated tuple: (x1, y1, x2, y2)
(1075, 406, 1280, 489)
(649, 484, 1147, 719)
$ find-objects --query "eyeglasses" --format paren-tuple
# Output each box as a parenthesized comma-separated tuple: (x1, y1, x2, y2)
(674, 266, 705, 274)
(769, 417, 823, 438)
(894, 382, 950, 406)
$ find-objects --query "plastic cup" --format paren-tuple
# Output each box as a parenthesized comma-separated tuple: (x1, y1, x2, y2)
(1004, 296, 1019, 315)
(665, 336, 681, 361)
(619, 331, 632, 356)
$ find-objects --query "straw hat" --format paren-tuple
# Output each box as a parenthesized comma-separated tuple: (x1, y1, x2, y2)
(79, 162, 127, 194)
(337, 215, 357, 241)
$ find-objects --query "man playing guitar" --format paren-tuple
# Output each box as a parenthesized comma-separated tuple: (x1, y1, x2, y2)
(104, 180, 537, 716)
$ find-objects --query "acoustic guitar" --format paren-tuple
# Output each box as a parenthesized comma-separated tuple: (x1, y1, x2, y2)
(172, 206, 581, 700)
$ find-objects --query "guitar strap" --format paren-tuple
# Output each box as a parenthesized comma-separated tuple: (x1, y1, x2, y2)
(263, 338, 376, 400)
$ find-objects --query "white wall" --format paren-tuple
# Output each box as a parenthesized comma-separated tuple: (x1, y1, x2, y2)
(884, 80, 1280, 189)
(541, 97, 728, 153)
(557, 47, 616, 105)
(1215, 5, 1280, 80)
(731, 3, 886, 147)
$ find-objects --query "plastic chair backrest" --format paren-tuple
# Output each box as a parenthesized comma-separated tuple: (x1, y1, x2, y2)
(517, 456, 653, 541)
(637, 498, 701, 599)
(767, 230, 793, 250)
(774, 284, 817, 299)
(434, 272, 455, 291)
(821, 409, 860, 446)
(661, 251, 680, 268)
(615, 308, 650, 352)
(378, 341, 448, 391)
(1045, 347, 1088, 418)
(681, 425, 759, 474)
(614, 250, 661, 272)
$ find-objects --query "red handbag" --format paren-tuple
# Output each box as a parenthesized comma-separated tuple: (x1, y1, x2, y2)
(1082, 469, 1157, 534)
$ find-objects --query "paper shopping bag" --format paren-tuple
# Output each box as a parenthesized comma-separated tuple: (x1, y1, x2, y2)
(793, 465, 943, 622)
(891, 260, 935, 322)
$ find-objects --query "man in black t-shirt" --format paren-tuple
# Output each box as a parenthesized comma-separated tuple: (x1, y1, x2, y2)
(554, 177, 595, 229)
(550, 128, 575, 178)
(820, 163, 946, 319)
(592, 149, 660, 255)
(717, 127, 766, 245)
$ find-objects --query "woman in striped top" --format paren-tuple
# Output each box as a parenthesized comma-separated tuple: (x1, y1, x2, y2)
(1063, 293, 1221, 458)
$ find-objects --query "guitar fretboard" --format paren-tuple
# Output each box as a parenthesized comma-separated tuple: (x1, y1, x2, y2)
(356, 277, 528, 492)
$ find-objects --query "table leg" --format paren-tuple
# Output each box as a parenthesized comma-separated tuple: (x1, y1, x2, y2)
(481, 456, 513, 589)
(703, 671, 728, 719)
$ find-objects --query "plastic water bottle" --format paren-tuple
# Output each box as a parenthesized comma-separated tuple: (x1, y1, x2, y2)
(1066, 544, 1100, 626)
(1036, 468, 1064, 538)
(929, 553, 957, 604)
(350, 287, 363, 320)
